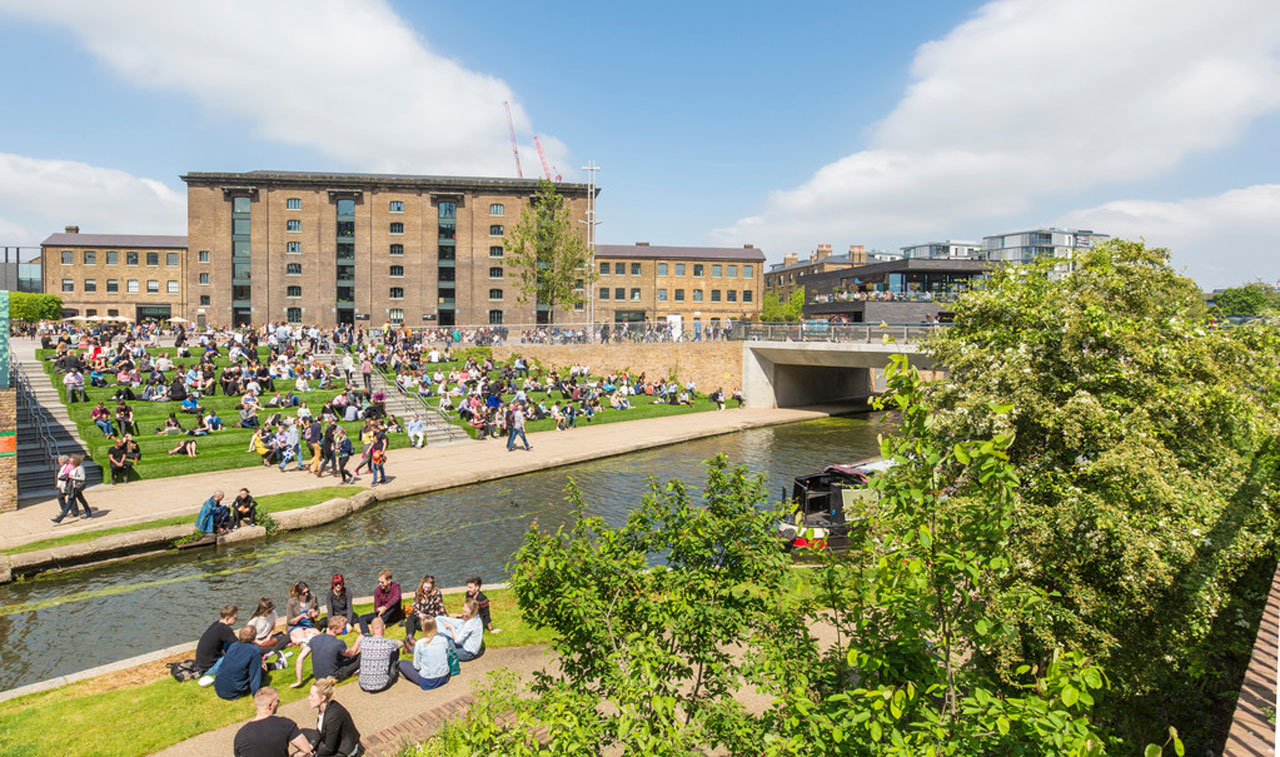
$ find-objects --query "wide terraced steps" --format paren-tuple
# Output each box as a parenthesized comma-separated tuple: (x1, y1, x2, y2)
(14, 360, 103, 507)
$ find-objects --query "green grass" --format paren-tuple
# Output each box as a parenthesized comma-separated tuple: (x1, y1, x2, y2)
(0, 487, 359, 556)
(0, 588, 550, 757)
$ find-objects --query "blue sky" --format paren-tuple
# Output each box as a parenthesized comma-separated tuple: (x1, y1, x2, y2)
(0, 0, 1277, 288)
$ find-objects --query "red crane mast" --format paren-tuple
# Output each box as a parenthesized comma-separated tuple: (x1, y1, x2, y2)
(504, 101, 522, 178)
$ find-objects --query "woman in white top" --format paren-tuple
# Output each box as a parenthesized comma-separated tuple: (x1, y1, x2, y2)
(246, 597, 290, 660)
(66, 453, 93, 519)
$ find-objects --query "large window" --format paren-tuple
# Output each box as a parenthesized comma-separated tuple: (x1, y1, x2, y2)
(599, 288, 610, 300)
(106, 251, 118, 265)
(614, 287, 625, 300)
(106, 279, 118, 293)
(286, 198, 301, 210)
(146, 252, 159, 266)
(743, 290, 753, 302)
(490, 246, 503, 258)
(200, 295, 210, 306)
(167, 252, 179, 266)
(199, 273, 210, 285)
(438, 223, 455, 241)
(83, 250, 96, 265)
(727, 290, 737, 302)
(630, 288, 641, 301)
(657, 289, 667, 302)
(489, 203, 504, 216)
(127, 280, 139, 293)
(390, 244, 403, 256)
(438, 201, 456, 218)
(692, 289, 704, 302)
(287, 219, 301, 232)
(727, 265, 738, 278)
(711, 290, 722, 302)
(743, 265, 753, 277)
(389, 287, 404, 299)
(489, 267, 503, 278)
(389, 265, 404, 277)
(712, 264, 722, 277)
(147, 280, 159, 293)
(489, 225, 504, 236)
(60, 250, 73, 264)
(127, 251, 138, 266)
(657, 263, 668, 276)
(286, 285, 301, 298)
(675, 263, 686, 276)
(197, 250, 208, 262)
(631, 263, 641, 276)
(83, 279, 96, 292)
(389, 200, 404, 212)
(693, 264, 704, 277)
(600, 262, 609, 275)
(614, 263, 625, 275)
(489, 309, 504, 324)
(389, 222, 404, 235)
(674, 289, 685, 301)
(389, 308, 404, 323)
(489, 288, 503, 300)
(287, 307, 301, 323)
(167, 281, 179, 294)
(287, 263, 302, 275)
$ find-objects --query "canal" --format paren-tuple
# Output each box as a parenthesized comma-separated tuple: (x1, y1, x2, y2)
(0, 415, 888, 691)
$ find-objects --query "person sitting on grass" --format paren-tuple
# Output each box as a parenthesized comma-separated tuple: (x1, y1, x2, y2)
(356, 616, 399, 693)
(323, 574, 356, 634)
(108, 438, 130, 484)
(213, 625, 269, 701)
(232, 686, 313, 756)
(180, 395, 204, 415)
(246, 597, 292, 663)
(732, 387, 744, 408)
(166, 438, 198, 457)
(188, 413, 211, 436)
(195, 490, 231, 535)
(195, 604, 239, 685)
(156, 412, 184, 435)
(286, 580, 322, 642)
(710, 387, 726, 411)
(402, 574, 446, 651)
(357, 569, 403, 635)
(435, 597, 485, 661)
(91, 402, 115, 437)
(249, 426, 277, 466)
(397, 617, 451, 691)
(461, 576, 498, 634)
(239, 403, 261, 430)
(115, 402, 138, 435)
(290, 616, 361, 689)
(232, 488, 258, 528)
(207, 410, 224, 431)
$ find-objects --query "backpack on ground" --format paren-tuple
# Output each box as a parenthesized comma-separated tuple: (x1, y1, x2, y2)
(167, 660, 201, 682)
(446, 645, 461, 677)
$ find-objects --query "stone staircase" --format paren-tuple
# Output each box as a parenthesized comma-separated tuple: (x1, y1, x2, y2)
(15, 360, 104, 507)
(367, 370, 470, 446)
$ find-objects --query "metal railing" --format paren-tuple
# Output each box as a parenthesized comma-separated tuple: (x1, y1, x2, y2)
(337, 345, 467, 442)
(13, 362, 60, 471)
(730, 321, 948, 344)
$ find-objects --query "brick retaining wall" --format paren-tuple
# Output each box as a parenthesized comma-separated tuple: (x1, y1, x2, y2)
(491, 342, 743, 394)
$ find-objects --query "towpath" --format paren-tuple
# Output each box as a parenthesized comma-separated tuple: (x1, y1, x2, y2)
(1, 403, 837, 551)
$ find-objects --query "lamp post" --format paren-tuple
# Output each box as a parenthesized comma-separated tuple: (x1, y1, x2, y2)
(579, 161, 600, 337)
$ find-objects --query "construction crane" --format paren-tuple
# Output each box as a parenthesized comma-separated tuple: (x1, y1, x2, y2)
(504, 101, 522, 178)
(533, 136, 560, 182)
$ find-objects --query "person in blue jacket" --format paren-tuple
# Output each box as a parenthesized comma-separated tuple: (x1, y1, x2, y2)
(195, 490, 230, 535)
(214, 625, 268, 700)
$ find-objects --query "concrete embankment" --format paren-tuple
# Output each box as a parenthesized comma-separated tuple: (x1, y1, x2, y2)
(0, 405, 850, 582)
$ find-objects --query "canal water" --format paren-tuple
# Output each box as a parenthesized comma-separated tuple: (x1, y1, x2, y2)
(0, 416, 888, 691)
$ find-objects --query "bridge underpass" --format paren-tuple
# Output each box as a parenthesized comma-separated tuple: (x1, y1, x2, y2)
(742, 341, 934, 409)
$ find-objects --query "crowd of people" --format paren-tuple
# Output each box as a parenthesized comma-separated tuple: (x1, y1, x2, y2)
(190, 571, 497, 755)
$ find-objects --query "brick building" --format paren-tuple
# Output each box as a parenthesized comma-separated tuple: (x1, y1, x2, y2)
(803, 258, 993, 323)
(181, 170, 593, 328)
(764, 244, 893, 301)
(40, 227, 190, 321)
(592, 243, 765, 334)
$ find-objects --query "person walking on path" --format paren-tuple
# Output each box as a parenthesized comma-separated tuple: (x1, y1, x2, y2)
(368, 431, 387, 487)
(50, 455, 79, 524)
(66, 453, 93, 519)
(360, 357, 373, 392)
(506, 402, 532, 452)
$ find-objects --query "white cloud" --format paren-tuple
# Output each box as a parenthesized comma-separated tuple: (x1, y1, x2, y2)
(0, 0, 565, 177)
(712, 0, 1280, 258)
(1057, 185, 1280, 287)
(0, 153, 185, 246)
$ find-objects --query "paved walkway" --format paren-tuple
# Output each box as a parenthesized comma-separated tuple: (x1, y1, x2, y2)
(0, 400, 835, 551)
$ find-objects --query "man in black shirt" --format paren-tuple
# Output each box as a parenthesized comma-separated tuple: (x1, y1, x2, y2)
(195, 605, 239, 682)
(232, 488, 259, 529)
(233, 686, 312, 757)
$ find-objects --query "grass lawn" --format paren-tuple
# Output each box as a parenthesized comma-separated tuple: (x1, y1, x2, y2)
(0, 589, 550, 757)
(0, 487, 359, 556)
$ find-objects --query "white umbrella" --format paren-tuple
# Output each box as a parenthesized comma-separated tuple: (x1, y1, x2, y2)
(85, 315, 106, 322)
(61, 315, 86, 321)
(167, 316, 190, 324)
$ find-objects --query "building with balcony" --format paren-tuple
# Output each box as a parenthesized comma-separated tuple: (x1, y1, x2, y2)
(182, 170, 594, 328)
(592, 243, 765, 334)
(40, 227, 190, 321)
(763, 244, 901, 301)
(899, 240, 982, 260)
(982, 227, 1109, 265)
(802, 258, 993, 323)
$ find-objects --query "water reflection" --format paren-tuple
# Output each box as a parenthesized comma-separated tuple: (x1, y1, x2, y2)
(0, 416, 887, 690)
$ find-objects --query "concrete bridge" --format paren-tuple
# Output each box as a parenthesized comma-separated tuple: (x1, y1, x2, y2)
(742, 339, 934, 409)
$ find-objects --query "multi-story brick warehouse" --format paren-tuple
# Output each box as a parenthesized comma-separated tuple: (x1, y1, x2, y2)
(181, 170, 594, 328)
(592, 243, 765, 334)
(40, 227, 191, 321)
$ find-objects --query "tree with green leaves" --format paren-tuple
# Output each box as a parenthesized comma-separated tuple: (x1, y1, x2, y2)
(505, 178, 594, 323)
(760, 285, 805, 321)
(1213, 282, 1279, 316)
(9, 292, 62, 322)
(923, 239, 1280, 750)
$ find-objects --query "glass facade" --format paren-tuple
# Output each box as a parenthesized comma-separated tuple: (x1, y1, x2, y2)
(336, 198, 355, 324)
(231, 195, 252, 326)
(437, 202, 456, 325)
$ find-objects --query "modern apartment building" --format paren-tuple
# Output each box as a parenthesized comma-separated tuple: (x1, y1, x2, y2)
(40, 227, 190, 320)
(181, 170, 593, 328)
(592, 243, 765, 334)
(899, 240, 982, 260)
(982, 228, 1109, 265)
(803, 258, 993, 323)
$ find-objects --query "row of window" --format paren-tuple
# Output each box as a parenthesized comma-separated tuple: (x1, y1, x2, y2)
(284, 198, 506, 216)
(285, 221, 505, 237)
(62, 279, 179, 294)
(598, 288, 754, 303)
(61, 250, 182, 267)
(599, 261, 754, 278)
(287, 308, 506, 325)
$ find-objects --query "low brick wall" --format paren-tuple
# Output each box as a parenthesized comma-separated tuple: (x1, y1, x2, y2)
(491, 342, 744, 394)
(0, 389, 14, 513)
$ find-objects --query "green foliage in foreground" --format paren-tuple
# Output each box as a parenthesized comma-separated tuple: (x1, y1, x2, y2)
(924, 240, 1280, 750)
(1213, 282, 1280, 317)
(419, 377, 1142, 755)
(9, 292, 62, 323)
(0, 589, 549, 757)
(760, 285, 805, 322)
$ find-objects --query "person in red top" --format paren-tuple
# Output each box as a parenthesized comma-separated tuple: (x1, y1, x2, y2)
(357, 569, 403, 635)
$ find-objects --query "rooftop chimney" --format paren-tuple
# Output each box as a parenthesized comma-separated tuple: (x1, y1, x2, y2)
(849, 244, 866, 264)
(783, 252, 799, 266)
(743, 243, 754, 249)
(816, 243, 833, 261)
(65, 225, 79, 234)
(635, 242, 649, 246)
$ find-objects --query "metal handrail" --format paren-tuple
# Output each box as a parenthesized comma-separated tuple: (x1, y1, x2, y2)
(13, 362, 60, 471)
(338, 345, 467, 442)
